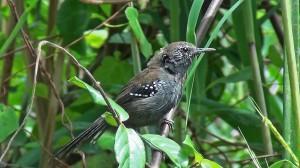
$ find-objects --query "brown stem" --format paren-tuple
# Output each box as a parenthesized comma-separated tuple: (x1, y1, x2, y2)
(261, 1, 283, 48)
(150, 108, 176, 168)
(40, 0, 60, 166)
(196, 0, 223, 44)
(0, 0, 18, 103)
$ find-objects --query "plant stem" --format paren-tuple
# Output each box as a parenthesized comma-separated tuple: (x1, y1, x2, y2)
(130, 30, 141, 75)
(281, 0, 300, 158)
(242, 0, 273, 154)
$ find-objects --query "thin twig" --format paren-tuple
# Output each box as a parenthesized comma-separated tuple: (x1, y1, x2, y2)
(80, 0, 133, 4)
(0, 34, 59, 60)
(0, 55, 54, 95)
(37, 41, 122, 125)
(7, 0, 73, 139)
(4, 1, 73, 163)
(198, 138, 232, 167)
(228, 153, 281, 164)
(64, 4, 127, 49)
(0, 33, 41, 161)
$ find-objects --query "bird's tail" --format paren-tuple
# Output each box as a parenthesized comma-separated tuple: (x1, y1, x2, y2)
(53, 117, 108, 159)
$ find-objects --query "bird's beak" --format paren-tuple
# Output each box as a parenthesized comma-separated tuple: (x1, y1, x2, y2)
(193, 48, 216, 56)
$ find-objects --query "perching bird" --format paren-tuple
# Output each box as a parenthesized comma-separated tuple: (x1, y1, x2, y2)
(54, 41, 215, 159)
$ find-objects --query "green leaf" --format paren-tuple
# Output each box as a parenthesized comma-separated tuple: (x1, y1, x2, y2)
(182, 135, 203, 165)
(184, 0, 204, 124)
(102, 112, 118, 127)
(186, 0, 245, 84)
(206, 67, 253, 90)
(94, 56, 134, 85)
(0, 0, 37, 56)
(35, 83, 49, 98)
(186, 0, 204, 44)
(268, 46, 284, 67)
(201, 159, 222, 168)
(269, 160, 297, 168)
(84, 29, 109, 48)
(142, 134, 188, 167)
(125, 6, 153, 58)
(0, 104, 19, 143)
(57, 0, 92, 54)
(115, 125, 145, 168)
(69, 76, 129, 122)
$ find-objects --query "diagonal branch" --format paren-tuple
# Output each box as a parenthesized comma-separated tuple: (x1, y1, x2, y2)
(196, 0, 223, 44)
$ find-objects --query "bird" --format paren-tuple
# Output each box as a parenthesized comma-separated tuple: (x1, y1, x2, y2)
(53, 41, 215, 159)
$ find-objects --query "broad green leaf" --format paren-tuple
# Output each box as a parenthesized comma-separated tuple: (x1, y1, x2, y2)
(142, 134, 188, 167)
(109, 32, 131, 44)
(182, 135, 203, 165)
(57, 0, 92, 54)
(94, 56, 134, 85)
(115, 125, 145, 168)
(84, 29, 108, 48)
(69, 76, 129, 122)
(269, 160, 297, 168)
(206, 67, 253, 90)
(125, 6, 153, 58)
(201, 159, 222, 168)
(0, 104, 19, 142)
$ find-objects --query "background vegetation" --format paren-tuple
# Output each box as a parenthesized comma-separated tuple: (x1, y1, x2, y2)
(0, 0, 299, 167)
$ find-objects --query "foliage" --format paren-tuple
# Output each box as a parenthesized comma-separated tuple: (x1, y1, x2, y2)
(0, 0, 299, 167)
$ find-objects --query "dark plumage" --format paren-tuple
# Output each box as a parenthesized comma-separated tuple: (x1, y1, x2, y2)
(54, 41, 215, 159)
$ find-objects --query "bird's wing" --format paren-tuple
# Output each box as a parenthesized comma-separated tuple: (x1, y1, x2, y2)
(115, 68, 163, 105)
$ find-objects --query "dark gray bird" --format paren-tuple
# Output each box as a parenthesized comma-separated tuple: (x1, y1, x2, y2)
(54, 41, 215, 159)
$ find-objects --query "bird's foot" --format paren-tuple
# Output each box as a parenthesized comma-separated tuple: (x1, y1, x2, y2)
(160, 118, 174, 133)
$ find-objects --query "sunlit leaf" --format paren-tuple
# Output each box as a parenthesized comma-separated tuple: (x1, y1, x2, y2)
(125, 6, 153, 58)
(69, 76, 129, 122)
(201, 159, 222, 168)
(142, 134, 188, 167)
(182, 135, 203, 165)
(84, 29, 108, 48)
(115, 125, 145, 168)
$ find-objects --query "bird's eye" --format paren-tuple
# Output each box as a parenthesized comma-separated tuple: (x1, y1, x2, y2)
(162, 54, 169, 63)
(182, 47, 189, 52)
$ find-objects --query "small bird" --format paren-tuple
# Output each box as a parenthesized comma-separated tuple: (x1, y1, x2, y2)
(54, 41, 215, 159)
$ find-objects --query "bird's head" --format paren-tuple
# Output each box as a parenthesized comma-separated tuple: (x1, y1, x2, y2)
(148, 41, 215, 75)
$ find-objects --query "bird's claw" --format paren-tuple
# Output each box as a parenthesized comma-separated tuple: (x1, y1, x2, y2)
(160, 118, 174, 133)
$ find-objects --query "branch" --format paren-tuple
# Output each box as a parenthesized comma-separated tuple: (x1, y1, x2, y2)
(196, 0, 223, 44)
(150, 107, 176, 168)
